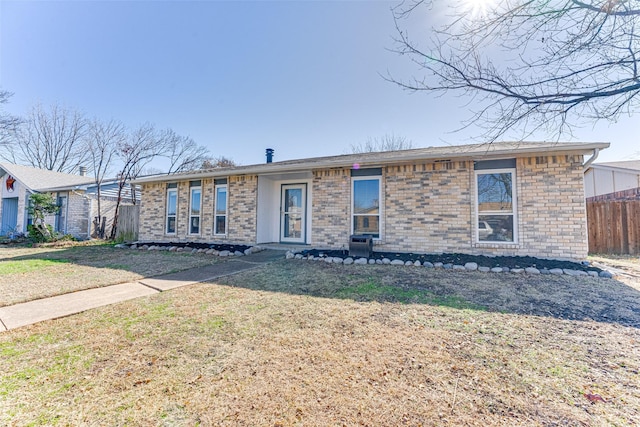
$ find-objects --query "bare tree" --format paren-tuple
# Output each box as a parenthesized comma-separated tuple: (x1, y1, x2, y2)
(201, 156, 237, 169)
(390, 0, 640, 140)
(9, 103, 88, 172)
(86, 118, 125, 238)
(162, 128, 211, 174)
(350, 134, 414, 153)
(109, 123, 166, 240)
(0, 90, 21, 147)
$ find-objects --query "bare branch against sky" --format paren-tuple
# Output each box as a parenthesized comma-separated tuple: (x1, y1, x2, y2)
(390, 0, 640, 141)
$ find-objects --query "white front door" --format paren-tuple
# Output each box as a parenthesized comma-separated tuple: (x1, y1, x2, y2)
(280, 184, 306, 243)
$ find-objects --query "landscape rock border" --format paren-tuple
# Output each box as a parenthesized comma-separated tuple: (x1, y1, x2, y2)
(115, 241, 265, 257)
(285, 249, 615, 279)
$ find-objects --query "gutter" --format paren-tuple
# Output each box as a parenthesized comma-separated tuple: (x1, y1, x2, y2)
(132, 142, 611, 185)
(582, 148, 600, 173)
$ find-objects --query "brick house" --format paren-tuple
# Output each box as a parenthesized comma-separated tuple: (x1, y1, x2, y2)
(0, 163, 137, 239)
(133, 141, 609, 260)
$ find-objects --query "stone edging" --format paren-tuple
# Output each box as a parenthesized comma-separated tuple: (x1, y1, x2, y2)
(285, 251, 615, 279)
(115, 242, 266, 257)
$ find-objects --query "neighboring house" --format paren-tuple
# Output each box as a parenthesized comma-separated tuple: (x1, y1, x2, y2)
(133, 141, 609, 261)
(0, 163, 138, 239)
(584, 160, 640, 200)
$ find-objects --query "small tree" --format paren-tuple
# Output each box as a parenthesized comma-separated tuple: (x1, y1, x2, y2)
(27, 193, 59, 242)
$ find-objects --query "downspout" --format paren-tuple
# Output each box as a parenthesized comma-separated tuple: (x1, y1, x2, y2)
(582, 148, 600, 172)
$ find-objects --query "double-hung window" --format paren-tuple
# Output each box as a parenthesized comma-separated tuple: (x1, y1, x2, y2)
(475, 163, 516, 243)
(214, 180, 228, 235)
(189, 180, 202, 235)
(351, 170, 382, 238)
(166, 183, 177, 234)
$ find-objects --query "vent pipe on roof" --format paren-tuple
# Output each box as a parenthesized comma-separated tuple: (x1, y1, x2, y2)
(79, 166, 87, 176)
(266, 148, 274, 163)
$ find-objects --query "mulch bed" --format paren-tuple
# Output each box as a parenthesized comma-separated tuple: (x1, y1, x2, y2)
(299, 249, 602, 273)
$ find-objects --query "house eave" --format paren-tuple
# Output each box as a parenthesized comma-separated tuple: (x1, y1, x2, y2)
(132, 141, 611, 185)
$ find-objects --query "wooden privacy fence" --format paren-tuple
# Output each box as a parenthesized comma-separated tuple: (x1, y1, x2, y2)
(587, 200, 640, 254)
(116, 205, 140, 242)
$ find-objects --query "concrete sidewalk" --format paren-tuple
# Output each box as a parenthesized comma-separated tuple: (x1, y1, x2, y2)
(0, 249, 283, 332)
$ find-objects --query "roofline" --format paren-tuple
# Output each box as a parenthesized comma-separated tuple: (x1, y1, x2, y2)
(132, 141, 610, 184)
(586, 163, 640, 174)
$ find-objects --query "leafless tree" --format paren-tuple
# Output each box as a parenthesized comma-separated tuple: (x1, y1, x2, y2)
(162, 128, 211, 174)
(350, 134, 414, 153)
(86, 118, 125, 238)
(201, 156, 237, 169)
(0, 90, 21, 147)
(389, 0, 640, 141)
(8, 103, 88, 172)
(109, 123, 166, 240)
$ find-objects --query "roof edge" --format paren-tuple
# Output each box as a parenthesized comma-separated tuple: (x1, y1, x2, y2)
(132, 142, 610, 184)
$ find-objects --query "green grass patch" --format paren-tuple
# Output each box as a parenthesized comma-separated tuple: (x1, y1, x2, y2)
(0, 258, 69, 274)
(335, 279, 486, 310)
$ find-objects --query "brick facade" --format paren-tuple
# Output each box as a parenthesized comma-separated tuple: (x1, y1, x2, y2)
(138, 175, 258, 245)
(311, 169, 351, 249)
(381, 161, 473, 254)
(65, 191, 91, 239)
(514, 154, 587, 259)
(137, 154, 589, 260)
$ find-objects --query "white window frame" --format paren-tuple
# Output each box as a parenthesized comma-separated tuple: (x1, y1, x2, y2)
(214, 184, 228, 236)
(166, 188, 178, 235)
(189, 185, 202, 235)
(474, 168, 518, 244)
(351, 176, 382, 239)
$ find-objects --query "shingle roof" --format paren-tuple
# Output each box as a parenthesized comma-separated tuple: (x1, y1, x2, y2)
(593, 160, 640, 172)
(133, 140, 609, 184)
(0, 163, 95, 192)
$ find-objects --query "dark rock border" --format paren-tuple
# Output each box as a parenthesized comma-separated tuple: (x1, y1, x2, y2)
(286, 249, 614, 278)
(115, 241, 263, 257)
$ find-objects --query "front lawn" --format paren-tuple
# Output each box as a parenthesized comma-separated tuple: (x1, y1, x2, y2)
(1, 259, 638, 426)
(0, 242, 219, 307)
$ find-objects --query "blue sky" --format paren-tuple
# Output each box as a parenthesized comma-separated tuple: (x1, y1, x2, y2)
(1, 0, 637, 167)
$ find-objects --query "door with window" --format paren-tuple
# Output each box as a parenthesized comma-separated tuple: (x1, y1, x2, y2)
(56, 195, 67, 234)
(280, 184, 306, 243)
(1, 198, 18, 235)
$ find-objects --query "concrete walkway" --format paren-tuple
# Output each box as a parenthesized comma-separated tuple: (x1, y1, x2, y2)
(0, 249, 283, 332)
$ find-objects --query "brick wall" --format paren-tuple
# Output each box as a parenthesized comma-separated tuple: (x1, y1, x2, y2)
(138, 182, 166, 241)
(309, 156, 587, 260)
(383, 161, 473, 254)
(65, 191, 90, 239)
(227, 175, 257, 243)
(515, 154, 587, 260)
(311, 169, 351, 248)
(139, 175, 257, 245)
(137, 154, 588, 259)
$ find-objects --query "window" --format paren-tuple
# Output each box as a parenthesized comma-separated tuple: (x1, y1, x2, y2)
(166, 187, 177, 234)
(189, 181, 202, 235)
(476, 169, 516, 243)
(56, 194, 67, 233)
(352, 177, 381, 238)
(214, 184, 227, 235)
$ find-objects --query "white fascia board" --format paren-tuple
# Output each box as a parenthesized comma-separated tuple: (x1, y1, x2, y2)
(132, 142, 610, 185)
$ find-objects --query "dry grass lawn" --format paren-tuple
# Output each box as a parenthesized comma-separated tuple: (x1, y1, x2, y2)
(1, 256, 639, 426)
(0, 242, 219, 307)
